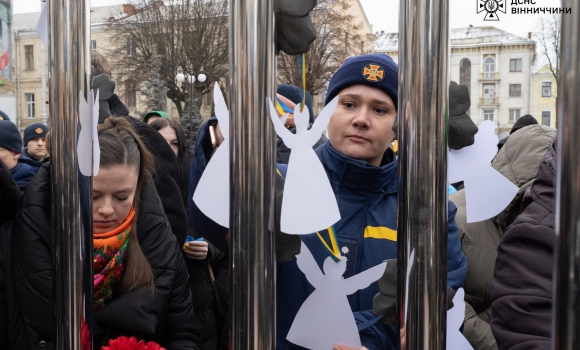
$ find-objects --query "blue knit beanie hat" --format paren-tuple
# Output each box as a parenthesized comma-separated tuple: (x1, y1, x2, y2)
(0, 120, 23, 153)
(324, 54, 398, 110)
(23, 122, 49, 146)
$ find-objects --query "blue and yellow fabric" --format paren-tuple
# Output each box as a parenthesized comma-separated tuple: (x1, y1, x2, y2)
(276, 142, 467, 350)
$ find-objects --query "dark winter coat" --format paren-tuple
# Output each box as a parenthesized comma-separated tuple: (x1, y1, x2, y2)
(491, 143, 555, 350)
(9, 161, 36, 193)
(8, 165, 202, 349)
(19, 148, 48, 173)
(0, 159, 21, 227)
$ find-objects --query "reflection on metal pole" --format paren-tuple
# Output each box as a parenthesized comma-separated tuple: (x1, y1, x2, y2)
(49, 0, 93, 349)
(229, 0, 277, 348)
(397, 0, 449, 348)
(552, 1, 580, 349)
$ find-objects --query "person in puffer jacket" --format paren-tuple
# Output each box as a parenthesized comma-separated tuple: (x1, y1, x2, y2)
(450, 124, 556, 350)
(276, 54, 467, 350)
(490, 142, 556, 350)
(8, 117, 202, 349)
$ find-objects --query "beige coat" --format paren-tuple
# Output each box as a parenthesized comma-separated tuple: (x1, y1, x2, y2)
(450, 124, 557, 350)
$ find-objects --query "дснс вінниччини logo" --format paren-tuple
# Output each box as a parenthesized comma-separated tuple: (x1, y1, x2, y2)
(477, 0, 506, 21)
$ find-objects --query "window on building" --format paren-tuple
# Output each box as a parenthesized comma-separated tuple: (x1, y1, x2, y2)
(91, 40, 97, 51)
(126, 36, 135, 57)
(484, 57, 495, 72)
(542, 111, 551, 126)
(25, 93, 35, 119)
(510, 59, 522, 72)
(483, 109, 494, 121)
(509, 84, 522, 97)
(509, 109, 521, 122)
(459, 58, 471, 90)
(25, 45, 34, 70)
(542, 82, 552, 97)
(125, 80, 137, 107)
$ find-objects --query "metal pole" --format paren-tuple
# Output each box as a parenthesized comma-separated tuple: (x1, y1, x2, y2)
(397, 0, 449, 348)
(49, 0, 93, 349)
(41, 0, 47, 124)
(229, 0, 276, 348)
(552, 2, 580, 349)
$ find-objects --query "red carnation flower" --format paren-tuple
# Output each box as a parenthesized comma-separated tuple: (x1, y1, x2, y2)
(102, 336, 165, 350)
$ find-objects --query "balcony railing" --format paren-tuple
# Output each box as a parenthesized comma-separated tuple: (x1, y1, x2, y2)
(479, 72, 500, 80)
(479, 97, 499, 105)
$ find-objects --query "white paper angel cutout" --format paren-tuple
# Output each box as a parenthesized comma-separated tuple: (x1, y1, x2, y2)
(193, 82, 230, 228)
(268, 97, 341, 235)
(78, 89, 101, 176)
(446, 288, 473, 349)
(448, 120, 519, 223)
(36, 2, 49, 46)
(287, 242, 387, 350)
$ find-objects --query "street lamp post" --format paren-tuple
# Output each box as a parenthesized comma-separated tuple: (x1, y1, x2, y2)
(176, 69, 210, 149)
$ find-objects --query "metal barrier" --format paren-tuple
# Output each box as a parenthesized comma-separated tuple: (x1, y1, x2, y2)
(397, 0, 450, 349)
(553, 0, 580, 348)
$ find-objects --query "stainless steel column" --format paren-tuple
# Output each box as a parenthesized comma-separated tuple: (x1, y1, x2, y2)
(49, 0, 93, 349)
(229, 0, 277, 349)
(397, 0, 449, 348)
(552, 1, 580, 349)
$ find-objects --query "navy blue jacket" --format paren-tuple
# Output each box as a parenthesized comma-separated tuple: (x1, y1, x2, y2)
(19, 149, 47, 173)
(10, 162, 36, 193)
(276, 143, 468, 350)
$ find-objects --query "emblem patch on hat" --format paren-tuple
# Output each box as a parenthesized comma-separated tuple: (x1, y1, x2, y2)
(362, 64, 384, 82)
(35, 127, 44, 134)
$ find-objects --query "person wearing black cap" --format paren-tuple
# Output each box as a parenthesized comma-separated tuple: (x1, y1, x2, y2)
(20, 123, 50, 170)
(497, 114, 538, 151)
(0, 121, 36, 192)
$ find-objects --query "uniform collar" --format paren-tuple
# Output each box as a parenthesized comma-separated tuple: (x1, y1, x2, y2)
(316, 142, 398, 194)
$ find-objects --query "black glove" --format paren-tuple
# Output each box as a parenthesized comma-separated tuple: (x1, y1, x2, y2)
(90, 73, 115, 124)
(275, 0, 317, 55)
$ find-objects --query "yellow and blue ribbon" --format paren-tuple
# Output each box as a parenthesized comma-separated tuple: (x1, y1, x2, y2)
(299, 54, 307, 112)
(276, 97, 294, 115)
(316, 225, 342, 261)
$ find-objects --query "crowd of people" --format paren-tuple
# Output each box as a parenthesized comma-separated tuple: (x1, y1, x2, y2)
(0, 50, 559, 350)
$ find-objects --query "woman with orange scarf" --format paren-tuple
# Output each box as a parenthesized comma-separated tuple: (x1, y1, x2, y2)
(8, 118, 202, 349)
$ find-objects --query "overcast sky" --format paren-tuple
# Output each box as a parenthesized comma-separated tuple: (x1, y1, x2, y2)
(14, 0, 563, 38)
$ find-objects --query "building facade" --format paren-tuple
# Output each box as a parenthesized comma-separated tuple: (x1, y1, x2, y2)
(531, 64, 557, 128)
(375, 26, 538, 136)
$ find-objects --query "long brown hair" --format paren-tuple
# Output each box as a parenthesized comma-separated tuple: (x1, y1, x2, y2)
(97, 117, 155, 295)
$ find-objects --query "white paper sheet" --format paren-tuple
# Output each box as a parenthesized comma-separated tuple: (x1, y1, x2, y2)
(36, 3, 49, 46)
(268, 97, 341, 235)
(193, 82, 230, 228)
(78, 90, 101, 176)
(446, 288, 473, 350)
(287, 242, 387, 350)
(448, 120, 519, 223)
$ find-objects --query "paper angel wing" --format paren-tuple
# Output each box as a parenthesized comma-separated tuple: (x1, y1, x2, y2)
(213, 82, 229, 137)
(296, 242, 324, 288)
(464, 166, 519, 223)
(446, 288, 474, 349)
(340, 261, 387, 295)
(78, 90, 100, 176)
(448, 120, 498, 184)
(267, 98, 295, 147)
(307, 96, 338, 145)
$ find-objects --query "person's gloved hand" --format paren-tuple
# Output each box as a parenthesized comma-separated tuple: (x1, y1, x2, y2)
(448, 81, 478, 150)
(275, 0, 317, 55)
(90, 73, 115, 124)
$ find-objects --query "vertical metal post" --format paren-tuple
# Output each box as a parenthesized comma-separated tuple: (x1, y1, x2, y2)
(397, 0, 449, 348)
(553, 1, 580, 349)
(41, 0, 47, 124)
(229, 0, 277, 348)
(49, 0, 93, 349)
